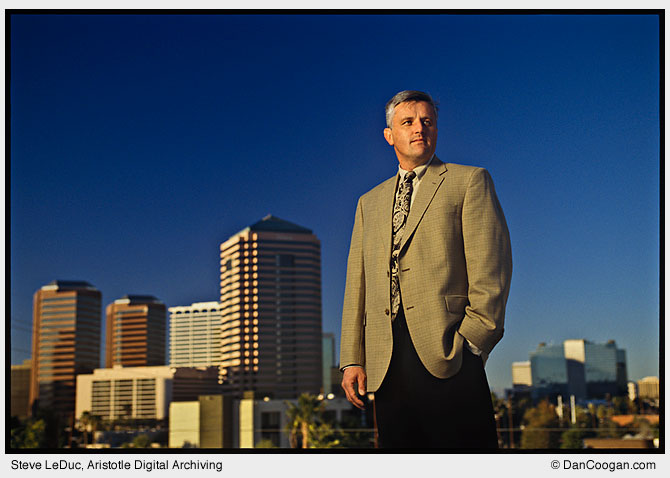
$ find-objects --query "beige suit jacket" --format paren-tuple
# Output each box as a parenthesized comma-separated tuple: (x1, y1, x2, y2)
(339, 157, 512, 392)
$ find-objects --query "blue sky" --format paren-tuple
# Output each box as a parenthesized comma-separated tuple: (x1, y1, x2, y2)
(9, 13, 660, 393)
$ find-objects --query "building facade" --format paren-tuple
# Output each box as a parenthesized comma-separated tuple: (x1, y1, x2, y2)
(564, 339, 627, 399)
(105, 295, 166, 368)
(529, 343, 569, 400)
(526, 339, 628, 402)
(169, 393, 353, 449)
(169, 395, 234, 448)
(11, 359, 32, 418)
(30, 280, 102, 417)
(637, 376, 659, 400)
(169, 301, 223, 367)
(511, 361, 532, 388)
(322, 333, 336, 395)
(75, 365, 221, 422)
(218, 215, 323, 398)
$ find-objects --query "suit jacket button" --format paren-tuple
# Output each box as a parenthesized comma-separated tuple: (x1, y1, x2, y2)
(386, 271, 390, 277)
(384, 308, 389, 315)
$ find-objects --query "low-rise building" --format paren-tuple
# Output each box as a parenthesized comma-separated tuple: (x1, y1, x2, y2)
(11, 359, 32, 418)
(75, 365, 221, 422)
(168, 393, 356, 449)
(637, 376, 659, 400)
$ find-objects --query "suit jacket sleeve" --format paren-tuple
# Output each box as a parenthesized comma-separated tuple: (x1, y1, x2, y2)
(457, 168, 512, 355)
(339, 197, 366, 370)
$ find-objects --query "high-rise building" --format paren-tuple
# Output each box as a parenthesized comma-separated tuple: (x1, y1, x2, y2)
(11, 359, 32, 418)
(30, 280, 102, 417)
(169, 301, 223, 367)
(105, 295, 166, 368)
(218, 215, 323, 398)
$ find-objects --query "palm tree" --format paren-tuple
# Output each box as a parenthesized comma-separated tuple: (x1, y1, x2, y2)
(79, 412, 91, 447)
(79, 411, 102, 447)
(88, 414, 102, 445)
(284, 393, 325, 449)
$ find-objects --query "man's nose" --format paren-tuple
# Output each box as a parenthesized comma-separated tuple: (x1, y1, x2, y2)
(412, 121, 425, 134)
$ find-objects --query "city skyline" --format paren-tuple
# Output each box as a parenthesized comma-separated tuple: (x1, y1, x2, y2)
(8, 13, 660, 394)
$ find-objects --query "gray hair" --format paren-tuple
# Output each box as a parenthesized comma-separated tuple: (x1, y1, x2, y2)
(385, 90, 438, 129)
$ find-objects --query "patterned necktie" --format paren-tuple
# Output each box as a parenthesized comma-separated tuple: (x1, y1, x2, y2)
(391, 170, 416, 320)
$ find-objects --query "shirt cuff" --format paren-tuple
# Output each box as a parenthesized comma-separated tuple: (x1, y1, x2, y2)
(465, 339, 483, 356)
(341, 364, 363, 371)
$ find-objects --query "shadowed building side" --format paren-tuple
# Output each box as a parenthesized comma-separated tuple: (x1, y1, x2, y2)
(11, 359, 32, 419)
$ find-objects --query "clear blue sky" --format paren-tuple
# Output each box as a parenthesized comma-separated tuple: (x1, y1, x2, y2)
(9, 13, 660, 393)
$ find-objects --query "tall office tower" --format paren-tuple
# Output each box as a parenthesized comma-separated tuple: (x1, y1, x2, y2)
(105, 295, 166, 368)
(219, 215, 323, 398)
(169, 301, 223, 367)
(30, 280, 102, 417)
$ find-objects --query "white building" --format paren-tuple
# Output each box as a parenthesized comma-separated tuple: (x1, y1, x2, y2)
(169, 301, 223, 367)
(511, 361, 532, 387)
(75, 365, 221, 422)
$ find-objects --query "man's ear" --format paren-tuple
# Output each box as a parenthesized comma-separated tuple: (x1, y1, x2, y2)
(383, 127, 394, 146)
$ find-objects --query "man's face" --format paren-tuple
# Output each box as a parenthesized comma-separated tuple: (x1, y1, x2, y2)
(384, 100, 438, 168)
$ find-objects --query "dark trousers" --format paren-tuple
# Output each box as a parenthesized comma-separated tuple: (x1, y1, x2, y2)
(374, 307, 499, 449)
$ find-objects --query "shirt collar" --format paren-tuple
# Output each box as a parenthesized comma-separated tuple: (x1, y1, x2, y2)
(398, 154, 435, 182)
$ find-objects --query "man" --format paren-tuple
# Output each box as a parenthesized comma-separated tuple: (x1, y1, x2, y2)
(339, 90, 512, 448)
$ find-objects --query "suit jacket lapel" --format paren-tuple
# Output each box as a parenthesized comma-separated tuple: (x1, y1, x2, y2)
(376, 176, 398, 258)
(399, 158, 448, 252)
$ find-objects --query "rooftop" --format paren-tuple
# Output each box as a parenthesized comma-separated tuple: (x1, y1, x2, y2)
(114, 295, 163, 305)
(248, 215, 312, 234)
(41, 280, 98, 291)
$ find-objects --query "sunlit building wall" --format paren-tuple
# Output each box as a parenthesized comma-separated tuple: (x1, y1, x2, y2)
(637, 376, 659, 400)
(168, 395, 234, 448)
(30, 280, 102, 417)
(105, 295, 166, 368)
(511, 361, 532, 388)
(75, 365, 221, 421)
(169, 301, 223, 367)
(218, 215, 323, 398)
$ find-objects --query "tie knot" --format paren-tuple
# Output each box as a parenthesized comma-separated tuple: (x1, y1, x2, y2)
(404, 171, 416, 183)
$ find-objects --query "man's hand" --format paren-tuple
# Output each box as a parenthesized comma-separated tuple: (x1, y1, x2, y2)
(341, 366, 367, 409)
